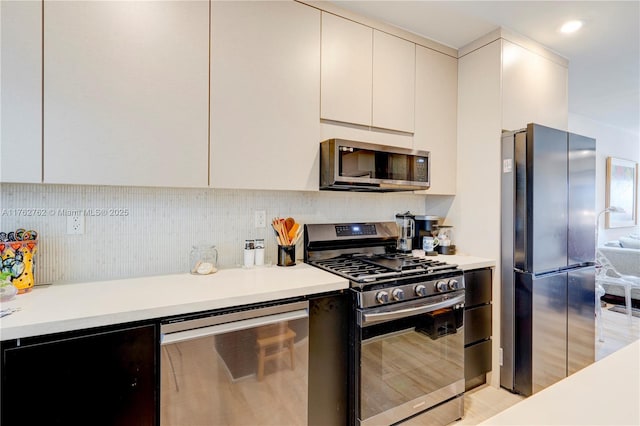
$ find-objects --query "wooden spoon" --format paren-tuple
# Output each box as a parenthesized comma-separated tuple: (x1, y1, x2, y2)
(284, 217, 295, 232)
(288, 223, 300, 242)
(274, 219, 289, 245)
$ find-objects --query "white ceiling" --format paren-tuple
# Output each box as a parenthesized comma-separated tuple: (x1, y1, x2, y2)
(331, 1, 640, 135)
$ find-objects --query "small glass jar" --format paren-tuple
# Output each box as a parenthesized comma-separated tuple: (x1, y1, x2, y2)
(436, 226, 453, 247)
(190, 244, 218, 275)
(0, 281, 18, 302)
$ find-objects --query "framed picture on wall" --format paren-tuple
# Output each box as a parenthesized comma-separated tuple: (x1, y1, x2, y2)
(606, 157, 638, 228)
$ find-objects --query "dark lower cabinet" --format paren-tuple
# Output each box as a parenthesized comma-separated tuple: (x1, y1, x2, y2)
(465, 304, 492, 345)
(307, 291, 349, 426)
(1, 323, 157, 426)
(465, 339, 492, 381)
(464, 268, 493, 391)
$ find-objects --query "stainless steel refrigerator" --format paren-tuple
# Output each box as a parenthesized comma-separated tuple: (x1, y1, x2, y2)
(501, 123, 596, 396)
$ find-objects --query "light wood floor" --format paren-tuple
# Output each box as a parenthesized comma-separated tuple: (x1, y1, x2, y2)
(441, 303, 640, 426)
(595, 303, 640, 360)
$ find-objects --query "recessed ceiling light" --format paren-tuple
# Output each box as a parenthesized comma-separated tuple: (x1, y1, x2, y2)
(560, 20, 583, 34)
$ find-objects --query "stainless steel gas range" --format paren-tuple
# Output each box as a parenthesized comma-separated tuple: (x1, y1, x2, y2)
(304, 222, 466, 426)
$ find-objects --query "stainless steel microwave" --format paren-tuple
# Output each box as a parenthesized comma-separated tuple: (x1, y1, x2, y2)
(320, 139, 430, 192)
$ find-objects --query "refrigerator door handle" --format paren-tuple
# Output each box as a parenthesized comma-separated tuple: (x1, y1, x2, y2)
(561, 263, 597, 273)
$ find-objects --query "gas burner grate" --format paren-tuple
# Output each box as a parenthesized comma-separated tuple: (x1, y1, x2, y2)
(310, 253, 459, 284)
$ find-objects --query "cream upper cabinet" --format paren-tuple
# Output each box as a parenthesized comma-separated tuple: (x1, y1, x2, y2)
(501, 40, 568, 131)
(372, 30, 415, 133)
(414, 46, 458, 195)
(210, 1, 320, 191)
(43, 1, 209, 187)
(321, 13, 416, 134)
(1, 0, 42, 183)
(320, 12, 372, 128)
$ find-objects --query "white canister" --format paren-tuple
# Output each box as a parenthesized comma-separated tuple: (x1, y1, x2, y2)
(254, 239, 265, 266)
(243, 239, 255, 267)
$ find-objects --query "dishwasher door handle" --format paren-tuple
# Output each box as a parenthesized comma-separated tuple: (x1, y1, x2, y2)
(161, 309, 308, 346)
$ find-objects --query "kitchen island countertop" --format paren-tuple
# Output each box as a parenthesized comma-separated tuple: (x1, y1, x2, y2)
(480, 339, 640, 425)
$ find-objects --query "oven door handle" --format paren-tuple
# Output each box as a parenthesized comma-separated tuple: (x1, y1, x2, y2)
(360, 294, 464, 326)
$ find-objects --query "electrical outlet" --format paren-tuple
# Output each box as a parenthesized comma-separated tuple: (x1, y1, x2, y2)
(255, 210, 266, 228)
(67, 215, 85, 235)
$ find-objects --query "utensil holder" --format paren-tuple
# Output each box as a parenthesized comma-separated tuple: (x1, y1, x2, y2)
(277, 245, 296, 267)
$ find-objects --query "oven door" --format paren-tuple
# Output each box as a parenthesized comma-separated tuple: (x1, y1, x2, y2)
(354, 290, 465, 426)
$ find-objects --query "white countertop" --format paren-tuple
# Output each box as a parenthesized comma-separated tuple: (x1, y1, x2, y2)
(0, 263, 347, 341)
(433, 253, 495, 270)
(0, 254, 494, 341)
(480, 340, 640, 425)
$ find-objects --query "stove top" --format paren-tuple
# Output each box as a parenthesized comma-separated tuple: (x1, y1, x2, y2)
(304, 221, 464, 308)
(308, 253, 459, 285)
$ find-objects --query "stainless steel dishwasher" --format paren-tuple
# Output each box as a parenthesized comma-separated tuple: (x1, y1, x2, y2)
(160, 300, 309, 425)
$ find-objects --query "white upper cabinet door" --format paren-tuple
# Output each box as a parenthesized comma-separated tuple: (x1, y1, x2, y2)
(320, 12, 372, 127)
(501, 40, 568, 131)
(414, 45, 458, 195)
(43, 1, 209, 187)
(1, 0, 42, 183)
(210, 1, 320, 191)
(372, 30, 415, 133)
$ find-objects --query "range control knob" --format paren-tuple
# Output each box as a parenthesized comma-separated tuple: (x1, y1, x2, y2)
(391, 288, 405, 301)
(376, 291, 389, 304)
(414, 284, 427, 297)
(436, 281, 448, 292)
(448, 279, 459, 290)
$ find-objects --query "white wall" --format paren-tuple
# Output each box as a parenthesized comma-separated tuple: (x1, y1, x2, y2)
(0, 184, 455, 284)
(569, 113, 640, 244)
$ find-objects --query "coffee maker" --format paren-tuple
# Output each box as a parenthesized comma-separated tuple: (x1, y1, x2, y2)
(413, 215, 441, 250)
(395, 212, 415, 253)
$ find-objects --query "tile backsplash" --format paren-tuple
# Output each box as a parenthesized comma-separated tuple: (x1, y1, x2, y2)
(0, 184, 453, 284)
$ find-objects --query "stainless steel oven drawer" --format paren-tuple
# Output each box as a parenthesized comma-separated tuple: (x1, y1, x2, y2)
(399, 395, 463, 425)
